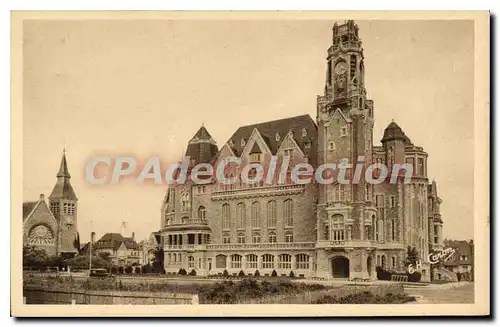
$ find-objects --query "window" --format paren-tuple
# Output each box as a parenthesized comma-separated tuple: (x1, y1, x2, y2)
(334, 184, 346, 202)
(262, 254, 274, 269)
(391, 257, 396, 268)
(284, 199, 293, 227)
(267, 201, 277, 228)
(284, 231, 294, 243)
(302, 128, 307, 137)
(331, 214, 345, 241)
(222, 204, 230, 229)
(460, 255, 468, 261)
(198, 258, 202, 269)
(324, 224, 329, 240)
(231, 254, 242, 269)
(246, 254, 258, 269)
(168, 253, 171, 263)
(391, 219, 396, 241)
(390, 196, 396, 208)
(222, 233, 230, 244)
(275, 133, 280, 142)
(236, 202, 246, 229)
(250, 153, 261, 163)
(237, 232, 246, 244)
(296, 254, 310, 269)
(304, 141, 311, 149)
(365, 184, 372, 201)
(216, 254, 227, 268)
(381, 255, 387, 269)
(376, 194, 385, 208)
(241, 139, 246, 147)
(179, 253, 182, 262)
(197, 186, 206, 194)
(268, 231, 277, 243)
(182, 216, 189, 224)
(283, 149, 294, 158)
(173, 253, 177, 262)
(252, 232, 261, 244)
(341, 127, 347, 136)
(278, 254, 292, 269)
(417, 158, 424, 176)
(328, 141, 335, 151)
(371, 215, 377, 240)
(251, 202, 260, 229)
(198, 206, 206, 220)
(181, 192, 189, 212)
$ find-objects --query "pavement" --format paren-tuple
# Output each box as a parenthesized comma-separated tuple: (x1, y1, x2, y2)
(405, 282, 475, 304)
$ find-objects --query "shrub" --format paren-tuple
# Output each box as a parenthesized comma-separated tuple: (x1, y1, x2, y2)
(408, 271, 422, 283)
(289, 271, 295, 278)
(142, 264, 152, 274)
(111, 267, 118, 274)
(124, 266, 133, 274)
(222, 269, 229, 278)
(271, 270, 278, 277)
(254, 270, 260, 277)
(238, 270, 245, 277)
(189, 269, 197, 276)
(312, 292, 416, 304)
(134, 266, 141, 274)
(118, 266, 124, 274)
(178, 268, 187, 275)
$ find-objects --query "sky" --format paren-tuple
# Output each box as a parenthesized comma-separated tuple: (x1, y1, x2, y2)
(23, 19, 474, 243)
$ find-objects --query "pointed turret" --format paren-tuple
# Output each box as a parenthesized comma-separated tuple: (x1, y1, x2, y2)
(49, 151, 78, 201)
(185, 125, 218, 165)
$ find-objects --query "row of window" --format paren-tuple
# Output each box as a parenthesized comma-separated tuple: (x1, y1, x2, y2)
(222, 199, 294, 230)
(50, 202, 76, 215)
(377, 255, 397, 269)
(215, 254, 310, 270)
(222, 231, 294, 244)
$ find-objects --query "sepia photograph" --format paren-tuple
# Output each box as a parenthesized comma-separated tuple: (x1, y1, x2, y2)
(11, 11, 490, 317)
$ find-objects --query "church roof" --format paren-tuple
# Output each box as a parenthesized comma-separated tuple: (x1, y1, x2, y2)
(185, 125, 219, 165)
(224, 114, 318, 165)
(49, 152, 78, 201)
(22, 201, 38, 220)
(381, 121, 413, 145)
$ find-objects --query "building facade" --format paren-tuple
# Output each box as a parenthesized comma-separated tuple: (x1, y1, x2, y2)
(93, 233, 142, 266)
(23, 151, 80, 257)
(443, 240, 474, 281)
(160, 21, 444, 280)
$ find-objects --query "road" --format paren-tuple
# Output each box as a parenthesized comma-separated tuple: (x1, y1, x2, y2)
(405, 282, 475, 304)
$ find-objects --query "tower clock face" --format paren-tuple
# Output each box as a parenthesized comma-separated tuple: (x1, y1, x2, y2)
(334, 61, 347, 75)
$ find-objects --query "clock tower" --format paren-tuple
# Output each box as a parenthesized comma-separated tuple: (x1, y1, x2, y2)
(316, 20, 377, 279)
(49, 150, 79, 255)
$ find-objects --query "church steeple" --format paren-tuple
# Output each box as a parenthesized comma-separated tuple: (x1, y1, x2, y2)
(49, 150, 78, 201)
(57, 149, 71, 179)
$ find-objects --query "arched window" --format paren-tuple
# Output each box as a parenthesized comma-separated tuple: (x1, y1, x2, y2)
(246, 254, 258, 269)
(216, 254, 227, 268)
(222, 232, 230, 244)
(267, 200, 277, 228)
(173, 253, 177, 262)
(252, 232, 261, 244)
(284, 199, 293, 227)
(262, 254, 274, 269)
(198, 206, 206, 220)
(222, 204, 230, 229)
(296, 254, 310, 269)
(188, 256, 194, 268)
(278, 254, 292, 269)
(236, 202, 246, 229)
(332, 214, 345, 241)
(237, 232, 245, 244)
(381, 255, 387, 269)
(251, 201, 260, 229)
(168, 253, 171, 263)
(268, 231, 277, 243)
(178, 253, 182, 262)
(231, 254, 242, 269)
(284, 231, 293, 243)
(181, 192, 189, 212)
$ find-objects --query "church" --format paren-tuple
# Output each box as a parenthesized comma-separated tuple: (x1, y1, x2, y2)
(160, 21, 445, 281)
(23, 151, 80, 257)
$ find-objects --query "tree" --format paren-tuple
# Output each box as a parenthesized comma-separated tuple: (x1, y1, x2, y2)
(405, 246, 420, 267)
(23, 245, 49, 268)
(73, 233, 81, 254)
(152, 246, 165, 274)
(63, 254, 112, 269)
(97, 252, 112, 262)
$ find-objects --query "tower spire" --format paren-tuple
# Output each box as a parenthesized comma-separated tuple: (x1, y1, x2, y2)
(57, 149, 71, 178)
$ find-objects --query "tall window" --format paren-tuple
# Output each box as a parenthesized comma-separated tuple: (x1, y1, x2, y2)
(268, 231, 277, 243)
(284, 199, 293, 227)
(334, 184, 346, 202)
(252, 232, 261, 244)
(181, 192, 189, 212)
(331, 214, 345, 241)
(188, 256, 194, 268)
(372, 215, 377, 240)
(236, 202, 246, 229)
(267, 201, 277, 228)
(324, 224, 330, 240)
(231, 254, 242, 269)
(237, 232, 246, 244)
(390, 196, 396, 208)
(198, 206, 206, 220)
(417, 158, 424, 176)
(262, 254, 274, 269)
(376, 194, 385, 208)
(284, 231, 293, 243)
(296, 254, 310, 269)
(222, 204, 230, 229)
(391, 256, 396, 268)
(251, 202, 260, 229)
(222, 233, 230, 244)
(278, 254, 292, 269)
(246, 254, 258, 269)
(381, 255, 387, 269)
(391, 219, 396, 241)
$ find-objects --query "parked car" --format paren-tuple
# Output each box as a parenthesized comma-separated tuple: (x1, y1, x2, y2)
(89, 268, 114, 278)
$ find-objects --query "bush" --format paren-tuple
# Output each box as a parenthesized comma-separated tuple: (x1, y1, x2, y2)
(134, 266, 141, 274)
(111, 267, 118, 274)
(312, 292, 416, 304)
(408, 271, 422, 283)
(289, 271, 295, 278)
(118, 266, 124, 274)
(271, 270, 278, 277)
(222, 269, 229, 278)
(238, 270, 245, 277)
(254, 270, 260, 277)
(124, 266, 133, 274)
(142, 264, 152, 274)
(178, 268, 187, 275)
(189, 269, 197, 276)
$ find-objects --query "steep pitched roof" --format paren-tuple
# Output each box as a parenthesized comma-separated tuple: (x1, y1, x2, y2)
(443, 240, 473, 266)
(94, 233, 140, 251)
(57, 152, 71, 178)
(49, 152, 78, 201)
(224, 114, 318, 165)
(23, 201, 38, 220)
(381, 121, 413, 145)
(185, 125, 219, 165)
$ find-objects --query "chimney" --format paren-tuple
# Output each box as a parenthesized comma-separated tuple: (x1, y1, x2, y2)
(39, 194, 45, 201)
